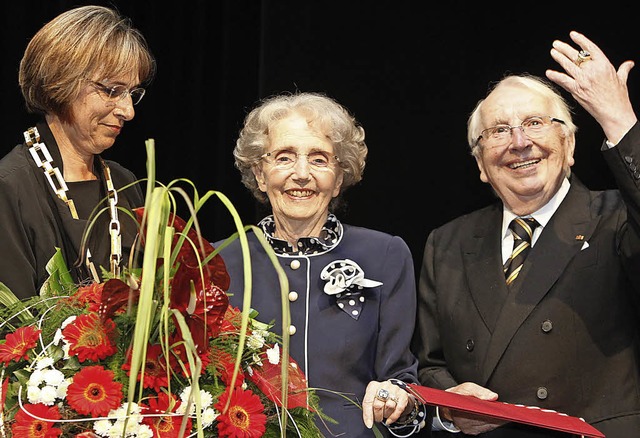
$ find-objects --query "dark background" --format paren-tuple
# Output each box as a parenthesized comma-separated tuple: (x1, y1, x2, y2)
(2, 1, 637, 276)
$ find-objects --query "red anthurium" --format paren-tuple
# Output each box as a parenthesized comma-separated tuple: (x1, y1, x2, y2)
(170, 266, 229, 353)
(97, 278, 140, 321)
(132, 207, 230, 291)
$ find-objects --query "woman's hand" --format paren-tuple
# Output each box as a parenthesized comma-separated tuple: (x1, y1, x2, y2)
(362, 380, 415, 428)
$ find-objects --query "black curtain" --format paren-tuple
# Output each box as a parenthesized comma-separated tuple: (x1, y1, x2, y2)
(2, 1, 637, 275)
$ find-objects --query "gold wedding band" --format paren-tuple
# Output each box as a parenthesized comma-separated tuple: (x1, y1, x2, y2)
(575, 50, 591, 66)
(388, 395, 400, 404)
(375, 388, 389, 402)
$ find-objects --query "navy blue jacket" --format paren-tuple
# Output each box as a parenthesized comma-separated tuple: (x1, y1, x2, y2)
(216, 223, 420, 437)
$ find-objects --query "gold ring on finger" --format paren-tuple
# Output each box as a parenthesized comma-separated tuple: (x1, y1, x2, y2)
(575, 50, 592, 66)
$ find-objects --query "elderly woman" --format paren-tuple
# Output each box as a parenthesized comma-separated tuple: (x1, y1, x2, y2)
(215, 92, 426, 437)
(0, 5, 155, 299)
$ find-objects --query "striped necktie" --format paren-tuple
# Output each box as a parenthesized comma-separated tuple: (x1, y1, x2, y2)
(504, 217, 539, 286)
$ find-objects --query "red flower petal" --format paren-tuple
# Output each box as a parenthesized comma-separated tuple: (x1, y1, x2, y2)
(62, 313, 117, 362)
(66, 365, 123, 416)
(0, 325, 41, 364)
(215, 387, 266, 438)
(11, 403, 62, 438)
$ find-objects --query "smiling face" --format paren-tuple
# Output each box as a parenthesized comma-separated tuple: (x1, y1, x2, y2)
(252, 113, 343, 235)
(474, 82, 576, 215)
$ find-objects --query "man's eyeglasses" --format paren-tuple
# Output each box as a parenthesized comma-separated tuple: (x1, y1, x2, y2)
(260, 149, 340, 171)
(476, 116, 565, 148)
(88, 80, 146, 105)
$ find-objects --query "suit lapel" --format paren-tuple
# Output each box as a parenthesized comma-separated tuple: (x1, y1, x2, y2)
(481, 177, 601, 383)
(463, 204, 509, 332)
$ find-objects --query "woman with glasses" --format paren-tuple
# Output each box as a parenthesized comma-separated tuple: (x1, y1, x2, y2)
(215, 92, 427, 437)
(0, 5, 155, 300)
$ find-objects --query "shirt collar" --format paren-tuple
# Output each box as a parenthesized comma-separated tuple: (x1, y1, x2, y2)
(502, 177, 571, 239)
(258, 213, 343, 255)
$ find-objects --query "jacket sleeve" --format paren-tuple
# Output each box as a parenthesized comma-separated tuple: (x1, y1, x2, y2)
(375, 235, 421, 383)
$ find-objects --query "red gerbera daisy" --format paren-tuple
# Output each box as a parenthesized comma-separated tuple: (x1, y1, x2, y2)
(66, 365, 123, 416)
(11, 403, 62, 438)
(122, 343, 169, 391)
(62, 313, 117, 362)
(215, 387, 266, 438)
(0, 325, 41, 364)
(142, 392, 192, 438)
(66, 282, 104, 312)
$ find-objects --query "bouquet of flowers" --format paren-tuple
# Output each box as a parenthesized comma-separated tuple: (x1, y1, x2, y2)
(0, 140, 323, 437)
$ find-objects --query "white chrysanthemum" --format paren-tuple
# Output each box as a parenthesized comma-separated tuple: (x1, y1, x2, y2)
(109, 404, 131, 420)
(175, 403, 188, 415)
(127, 402, 143, 414)
(177, 386, 195, 415)
(56, 378, 72, 398)
(136, 424, 154, 438)
(93, 419, 112, 436)
(28, 369, 45, 386)
(179, 386, 192, 404)
(266, 343, 280, 364)
(247, 330, 266, 349)
(35, 356, 54, 370)
(107, 423, 126, 438)
(202, 407, 219, 427)
(42, 368, 65, 386)
(241, 381, 248, 390)
(121, 417, 143, 435)
(199, 390, 213, 408)
(26, 385, 42, 404)
(39, 385, 58, 405)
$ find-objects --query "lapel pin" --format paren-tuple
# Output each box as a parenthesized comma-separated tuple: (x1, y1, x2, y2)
(575, 235, 584, 240)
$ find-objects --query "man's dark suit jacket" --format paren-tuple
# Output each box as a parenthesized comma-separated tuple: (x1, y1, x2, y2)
(413, 123, 640, 438)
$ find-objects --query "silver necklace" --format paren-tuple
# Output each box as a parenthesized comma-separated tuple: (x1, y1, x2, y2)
(24, 126, 123, 280)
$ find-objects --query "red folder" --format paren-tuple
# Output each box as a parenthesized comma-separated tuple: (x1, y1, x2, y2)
(407, 384, 605, 437)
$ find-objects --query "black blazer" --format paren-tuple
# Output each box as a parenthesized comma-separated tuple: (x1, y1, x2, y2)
(413, 123, 640, 437)
(0, 121, 144, 299)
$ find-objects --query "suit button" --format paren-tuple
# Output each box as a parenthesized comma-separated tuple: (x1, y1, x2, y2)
(290, 260, 301, 270)
(288, 325, 297, 336)
(541, 320, 553, 333)
(466, 339, 475, 352)
(288, 291, 298, 302)
(536, 387, 548, 400)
